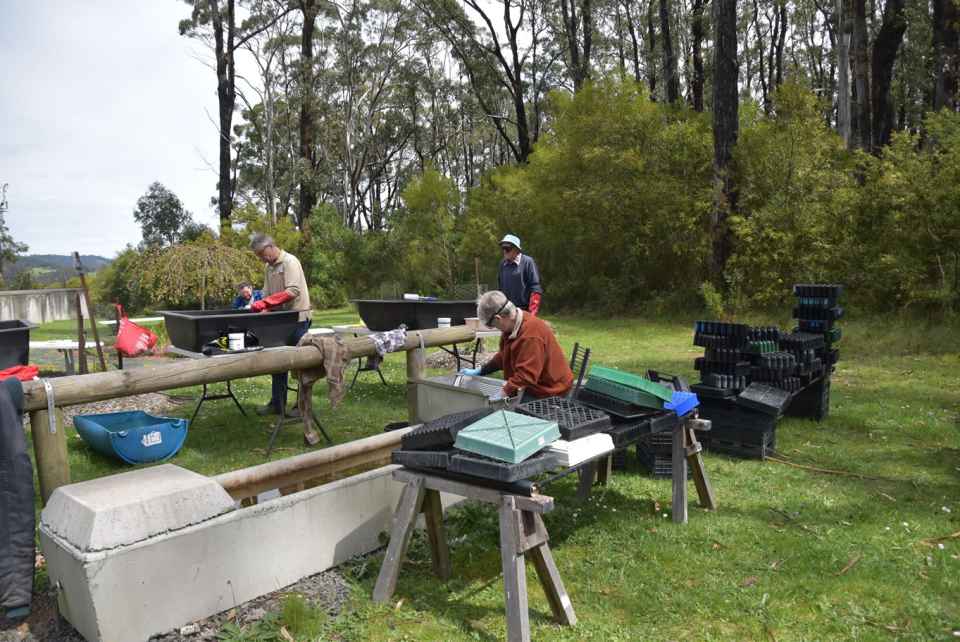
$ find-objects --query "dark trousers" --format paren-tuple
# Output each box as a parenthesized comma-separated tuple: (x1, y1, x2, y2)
(270, 319, 312, 410)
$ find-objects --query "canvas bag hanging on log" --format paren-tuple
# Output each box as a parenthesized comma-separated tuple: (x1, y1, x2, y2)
(114, 304, 158, 357)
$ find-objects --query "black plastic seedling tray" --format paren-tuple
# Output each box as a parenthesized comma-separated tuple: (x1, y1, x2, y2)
(649, 411, 681, 433)
(401, 408, 497, 451)
(161, 308, 300, 352)
(447, 450, 557, 482)
(690, 383, 738, 399)
(516, 397, 612, 441)
(797, 318, 837, 333)
(646, 370, 691, 392)
(638, 430, 673, 454)
(736, 383, 792, 416)
(576, 388, 656, 419)
(606, 420, 652, 447)
(780, 332, 826, 351)
(391, 449, 452, 470)
(793, 284, 844, 300)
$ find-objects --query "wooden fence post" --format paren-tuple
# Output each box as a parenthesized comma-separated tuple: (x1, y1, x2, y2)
(75, 291, 88, 374)
(406, 347, 426, 424)
(30, 408, 70, 504)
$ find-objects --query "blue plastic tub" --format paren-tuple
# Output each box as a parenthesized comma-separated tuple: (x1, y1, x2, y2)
(73, 411, 188, 464)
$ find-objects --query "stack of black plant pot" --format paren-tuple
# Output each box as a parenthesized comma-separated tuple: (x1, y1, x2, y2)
(784, 284, 843, 421)
(690, 284, 843, 459)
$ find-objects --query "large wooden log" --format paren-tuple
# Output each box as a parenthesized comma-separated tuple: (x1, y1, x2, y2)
(22, 326, 478, 412)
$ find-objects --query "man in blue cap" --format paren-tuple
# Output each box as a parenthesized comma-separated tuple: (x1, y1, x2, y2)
(497, 234, 543, 316)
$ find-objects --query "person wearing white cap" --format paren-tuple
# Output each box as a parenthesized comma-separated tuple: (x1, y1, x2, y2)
(497, 233, 543, 315)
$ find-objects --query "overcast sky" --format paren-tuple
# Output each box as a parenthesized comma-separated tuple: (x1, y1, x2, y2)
(1, 1, 224, 257)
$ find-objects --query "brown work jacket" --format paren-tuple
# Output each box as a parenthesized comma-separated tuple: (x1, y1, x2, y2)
(487, 313, 573, 398)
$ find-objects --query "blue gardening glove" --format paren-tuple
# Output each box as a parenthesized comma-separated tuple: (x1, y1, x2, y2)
(459, 367, 482, 376)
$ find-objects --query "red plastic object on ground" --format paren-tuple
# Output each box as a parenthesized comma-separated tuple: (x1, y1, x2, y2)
(115, 304, 158, 357)
(0, 365, 39, 381)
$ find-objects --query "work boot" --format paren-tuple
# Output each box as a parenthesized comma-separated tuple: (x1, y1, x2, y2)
(255, 402, 281, 416)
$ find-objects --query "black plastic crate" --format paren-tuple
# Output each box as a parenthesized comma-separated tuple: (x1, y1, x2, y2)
(637, 429, 673, 453)
(697, 399, 777, 437)
(636, 447, 692, 479)
(747, 326, 782, 342)
(401, 408, 496, 451)
(785, 376, 830, 421)
(793, 306, 844, 321)
(0, 320, 34, 369)
(780, 332, 826, 351)
(391, 449, 452, 470)
(758, 352, 797, 370)
(705, 432, 776, 460)
(447, 450, 557, 482)
(702, 373, 748, 390)
(576, 387, 658, 420)
(516, 397, 612, 441)
(797, 318, 837, 333)
(690, 383, 738, 399)
(703, 347, 745, 363)
(696, 359, 751, 376)
(736, 383, 792, 416)
(793, 284, 844, 300)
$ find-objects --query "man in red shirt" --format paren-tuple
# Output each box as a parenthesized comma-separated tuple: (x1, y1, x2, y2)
(461, 290, 572, 400)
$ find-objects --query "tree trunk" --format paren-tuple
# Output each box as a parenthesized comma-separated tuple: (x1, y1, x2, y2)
(851, 0, 871, 150)
(837, 0, 852, 144)
(659, 0, 680, 102)
(871, 0, 907, 150)
(561, 0, 593, 91)
(209, 0, 237, 234)
(624, 2, 643, 83)
(711, 0, 739, 287)
(298, 0, 319, 231)
(933, 0, 960, 111)
(647, 0, 658, 99)
(691, 0, 706, 111)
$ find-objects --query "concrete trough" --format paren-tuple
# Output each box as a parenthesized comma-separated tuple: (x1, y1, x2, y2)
(40, 463, 458, 642)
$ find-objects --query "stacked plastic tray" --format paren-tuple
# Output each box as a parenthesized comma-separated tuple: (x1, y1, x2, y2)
(691, 321, 753, 397)
(635, 431, 691, 479)
(516, 397, 611, 440)
(791, 284, 843, 375)
(584, 366, 674, 409)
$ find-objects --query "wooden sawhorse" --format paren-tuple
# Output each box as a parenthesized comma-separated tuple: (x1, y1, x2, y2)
(575, 416, 716, 523)
(373, 468, 577, 642)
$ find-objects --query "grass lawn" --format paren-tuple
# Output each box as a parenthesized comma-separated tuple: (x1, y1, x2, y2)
(25, 309, 960, 640)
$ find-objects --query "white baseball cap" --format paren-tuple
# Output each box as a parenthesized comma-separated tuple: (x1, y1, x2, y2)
(499, 234, 521, 249)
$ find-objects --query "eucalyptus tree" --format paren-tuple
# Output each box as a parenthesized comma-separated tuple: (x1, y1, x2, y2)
(179, 0, 294, 232)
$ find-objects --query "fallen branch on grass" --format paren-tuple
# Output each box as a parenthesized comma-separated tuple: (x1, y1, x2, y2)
(766, 455, 893, 482)
(919, 530, 960, 547)
(836, 553, 862, 575)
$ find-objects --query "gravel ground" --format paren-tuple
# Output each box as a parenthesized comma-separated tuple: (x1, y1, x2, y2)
(0, 566, 351, 642)
(23, 392, 187, 430)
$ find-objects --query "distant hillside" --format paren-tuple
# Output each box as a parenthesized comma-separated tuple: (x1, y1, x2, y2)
(3, 254, 112, 286)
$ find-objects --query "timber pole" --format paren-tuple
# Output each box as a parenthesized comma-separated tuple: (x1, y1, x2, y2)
(22, 325, 478, 412)
(406, 346, 426, 424)
(30, 408, 70, 504)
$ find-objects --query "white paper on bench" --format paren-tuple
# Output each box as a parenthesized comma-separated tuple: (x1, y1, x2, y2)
(544, 433, 614, 467)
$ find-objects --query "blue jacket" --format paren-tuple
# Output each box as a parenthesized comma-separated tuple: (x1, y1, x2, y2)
(232, 290, 263, 309)
(498, 254, 543, 310)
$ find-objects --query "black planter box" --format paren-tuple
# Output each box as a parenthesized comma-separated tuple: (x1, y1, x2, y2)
(0, 320, 34, 369)
(351, 299, 477, 331)
(160, 309, 301, 352)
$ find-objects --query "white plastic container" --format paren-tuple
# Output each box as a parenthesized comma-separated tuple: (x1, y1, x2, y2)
(403, 293, 421, 301)
(228, 332, 245, 351)
(437, 317, 451, 329)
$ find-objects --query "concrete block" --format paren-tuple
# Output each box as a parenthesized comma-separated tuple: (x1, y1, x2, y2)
(40, 464, 462, 642)
(41, 464, 236, 552)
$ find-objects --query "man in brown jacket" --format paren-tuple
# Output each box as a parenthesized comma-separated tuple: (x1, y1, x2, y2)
(462, 290, 573, 400)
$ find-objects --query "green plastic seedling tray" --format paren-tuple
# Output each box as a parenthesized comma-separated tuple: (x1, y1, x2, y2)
(584, 377, 665, 408)
(454, 410, 560, 464)
(588, 366, 674, 401)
